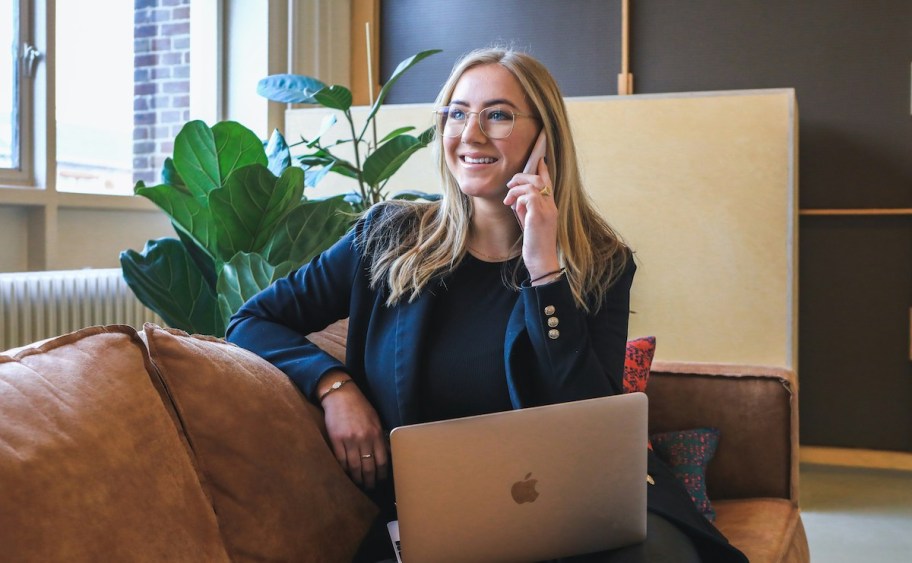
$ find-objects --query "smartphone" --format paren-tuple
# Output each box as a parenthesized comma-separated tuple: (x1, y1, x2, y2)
(512, 130, 548, 229)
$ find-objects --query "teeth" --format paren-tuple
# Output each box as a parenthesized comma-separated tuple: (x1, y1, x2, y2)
(464, 156, 496, 164)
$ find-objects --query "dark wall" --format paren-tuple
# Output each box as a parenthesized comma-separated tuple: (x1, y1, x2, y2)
(631, 0, 911, 208)
(380, 0, 912, 450)
(381, 0, 621, 102)
(624, 0, 912, 451)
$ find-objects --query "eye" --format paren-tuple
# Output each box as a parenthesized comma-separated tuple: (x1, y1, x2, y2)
(448, 107, 467, 120)
(485, 108, 511, 121)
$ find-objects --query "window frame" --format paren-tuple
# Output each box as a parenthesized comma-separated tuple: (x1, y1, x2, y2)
(0, 0, 35, 187)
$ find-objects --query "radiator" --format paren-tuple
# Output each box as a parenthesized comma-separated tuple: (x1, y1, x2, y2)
(0, 269, 164, 351)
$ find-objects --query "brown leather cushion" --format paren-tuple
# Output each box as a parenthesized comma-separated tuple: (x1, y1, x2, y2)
(0, 326, 230, 562)
(714, 498, 809, 563)
(142, 323, 377, 563)
(647, 370, 793, 500)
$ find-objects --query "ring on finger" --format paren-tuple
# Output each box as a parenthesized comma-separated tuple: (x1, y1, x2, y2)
(360, 453, 373, 460)
(539, 185, 553, 197)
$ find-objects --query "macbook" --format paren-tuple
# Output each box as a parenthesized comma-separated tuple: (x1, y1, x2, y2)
(389, 392, 648, 562)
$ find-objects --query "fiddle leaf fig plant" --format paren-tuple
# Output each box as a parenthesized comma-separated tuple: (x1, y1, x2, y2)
(121, 120, 351, 337)
(122, 49, 443, 336)
(257, 48, 442, 210)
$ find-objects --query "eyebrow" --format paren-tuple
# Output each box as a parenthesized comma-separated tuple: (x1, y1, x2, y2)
(449, 98, 519, 109)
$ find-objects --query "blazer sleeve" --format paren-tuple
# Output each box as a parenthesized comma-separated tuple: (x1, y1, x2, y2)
(517, 256, 636, 403)
(225, 219, 366, 402)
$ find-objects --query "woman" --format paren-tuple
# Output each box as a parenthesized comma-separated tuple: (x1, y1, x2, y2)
(227, 48, 746, 562)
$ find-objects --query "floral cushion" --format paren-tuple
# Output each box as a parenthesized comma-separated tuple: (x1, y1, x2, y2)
(623, 336, 656, 394)
(650, 427, 721, 521)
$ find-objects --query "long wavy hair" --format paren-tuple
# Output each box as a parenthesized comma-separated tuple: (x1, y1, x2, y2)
(361, 48, 630, 312)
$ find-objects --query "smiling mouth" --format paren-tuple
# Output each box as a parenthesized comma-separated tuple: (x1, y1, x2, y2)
(461, 156, 498, 164)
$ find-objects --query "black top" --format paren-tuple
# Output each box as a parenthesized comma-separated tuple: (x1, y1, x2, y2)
(418, 254, 518, 422)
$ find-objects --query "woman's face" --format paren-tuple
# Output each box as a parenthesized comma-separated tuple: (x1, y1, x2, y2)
(443, 64, 540, 202)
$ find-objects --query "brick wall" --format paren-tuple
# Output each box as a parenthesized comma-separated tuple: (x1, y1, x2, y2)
(133, 0, 191, 185)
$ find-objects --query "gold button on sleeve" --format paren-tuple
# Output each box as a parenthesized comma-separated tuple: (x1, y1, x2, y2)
(544, 305, 556, 315)
(547, 317, 559, 328)
(548, 329, 560, 340)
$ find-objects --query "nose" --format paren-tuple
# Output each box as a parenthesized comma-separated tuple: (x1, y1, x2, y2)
(460, 113, 486, 143)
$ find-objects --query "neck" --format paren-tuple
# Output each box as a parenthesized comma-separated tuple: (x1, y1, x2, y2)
(468, 198, 522, 261)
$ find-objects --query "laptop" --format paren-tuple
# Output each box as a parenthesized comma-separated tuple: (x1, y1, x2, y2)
(389, 392, 648, 562)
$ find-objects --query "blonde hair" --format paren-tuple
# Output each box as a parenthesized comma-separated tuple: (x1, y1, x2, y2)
(362, 48, 630, 312)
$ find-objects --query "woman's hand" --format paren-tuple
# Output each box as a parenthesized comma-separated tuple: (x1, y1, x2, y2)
(503, 158, 560, 280)
(318, 374, 389, 490)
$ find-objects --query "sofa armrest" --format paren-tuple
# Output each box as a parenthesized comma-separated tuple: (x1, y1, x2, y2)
(307, 318, 349, 363)
(646, 361, 798, 504)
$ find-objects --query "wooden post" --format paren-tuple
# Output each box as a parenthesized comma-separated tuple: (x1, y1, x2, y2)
(350, 0, 380, 106)
(617, 0, 634, 95)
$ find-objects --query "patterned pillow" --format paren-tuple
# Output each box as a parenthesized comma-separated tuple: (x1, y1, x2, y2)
(650, 427, 721, 521)
(623, 336, 656, 394)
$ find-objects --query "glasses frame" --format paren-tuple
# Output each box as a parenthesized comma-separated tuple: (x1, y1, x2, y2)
(433, 105, 538, 140)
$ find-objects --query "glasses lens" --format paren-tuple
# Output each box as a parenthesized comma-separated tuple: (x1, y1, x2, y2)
(436, 106, 466, 137)
(480, 107, 515, 139)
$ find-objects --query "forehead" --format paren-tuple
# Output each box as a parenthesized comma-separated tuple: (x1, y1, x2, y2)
(450, 64, 528, 108)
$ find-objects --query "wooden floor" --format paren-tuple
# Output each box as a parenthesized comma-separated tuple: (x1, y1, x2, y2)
(800, 461, 912, 563)
(800, 446, 912, 472)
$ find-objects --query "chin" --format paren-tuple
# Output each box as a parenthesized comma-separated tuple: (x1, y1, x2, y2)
(458, 181, 506, 200)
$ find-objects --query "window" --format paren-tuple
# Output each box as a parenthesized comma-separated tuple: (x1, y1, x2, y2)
(0, 0, 199, 195)
(1, 0, 20, 171)
(57, 0, 191, 195)
(55, 1, 136, 194)
(0, 0, 315, 200)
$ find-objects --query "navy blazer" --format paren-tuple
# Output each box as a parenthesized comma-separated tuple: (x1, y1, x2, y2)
(226, 207, 635, 431)
(226, 206, 746, 561)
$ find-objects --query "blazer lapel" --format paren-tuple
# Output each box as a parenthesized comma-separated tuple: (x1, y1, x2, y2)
(504, 297, 534, 409)
(391, 287, 438, 425)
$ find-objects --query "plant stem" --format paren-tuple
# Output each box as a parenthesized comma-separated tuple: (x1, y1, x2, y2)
(344, 109, 369, 204)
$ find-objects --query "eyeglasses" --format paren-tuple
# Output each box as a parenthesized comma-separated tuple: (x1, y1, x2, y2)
(433, 106, 537, 139)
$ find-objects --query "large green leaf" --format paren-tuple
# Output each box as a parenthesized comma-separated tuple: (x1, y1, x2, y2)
(135, 180, 218, 259)
(364, 49, 441, 129)
(265, 129, 292, 177)
(379, 126, 416, 145)
(212, 121, 268, 183)
(266, 196, 352, 266)
(161, 157, 185, 187)
(208, 165, 305, 261)
(175, 226, 217, 291)
(173, 120, 219, 202)
(216, 253, 295, 328)
(313, 85, 353, 111)
(362, 126, 435, 187)
(257, 74, 327, 104)
(120, 238, 225, 336)
(171, 121, 267, 203)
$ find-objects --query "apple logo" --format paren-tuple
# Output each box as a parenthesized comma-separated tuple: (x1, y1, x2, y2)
(511, 472, 540, 504)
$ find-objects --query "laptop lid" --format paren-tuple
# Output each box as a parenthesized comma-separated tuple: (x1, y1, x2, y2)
(390, 392, 648, 562)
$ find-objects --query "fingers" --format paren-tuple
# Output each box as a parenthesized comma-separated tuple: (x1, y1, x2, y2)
(322, 388, 390, 490)
(358, 437, 390, 490)
(346, 441, 389, 490)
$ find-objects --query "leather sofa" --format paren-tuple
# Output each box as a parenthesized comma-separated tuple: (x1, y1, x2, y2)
(1, 321, 809, 562)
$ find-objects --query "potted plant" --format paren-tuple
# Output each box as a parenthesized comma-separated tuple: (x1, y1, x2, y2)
(120, 49, 441, 337)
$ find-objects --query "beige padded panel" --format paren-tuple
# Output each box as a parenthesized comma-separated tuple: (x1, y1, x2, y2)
(286, 89, 798, 369)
